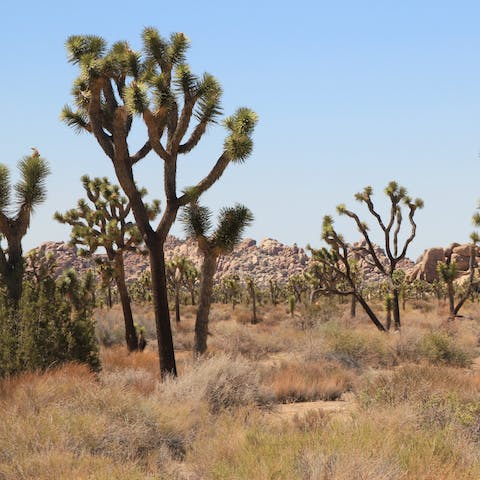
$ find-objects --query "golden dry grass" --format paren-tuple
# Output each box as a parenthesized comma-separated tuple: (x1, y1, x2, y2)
(2, 300, 480, 478)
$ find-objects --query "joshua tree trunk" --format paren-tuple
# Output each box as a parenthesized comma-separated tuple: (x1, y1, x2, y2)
(350, 295, 357, 318)
(174, 284, 181, 323)
(0, 235, 24, 308)
(447, 282, 455, 320)
(107, 286, 113, 308)
(190, 288, 196, 306)
(194, 253, 217, 356)
(392, 288, 401, 330)
(114, 254, 138, 351)
(385, 308, 392, 331)
(249, 282, 258, 324)
(148, 240, 177, 376)
(355, 293, 386, 332)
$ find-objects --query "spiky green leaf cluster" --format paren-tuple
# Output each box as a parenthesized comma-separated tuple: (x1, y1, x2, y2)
(181, 202, 253, 254)
(223, 108, 258, 162)
(0, 165, 11, 212)
(15, 155, 50, 211)
(195, 74, 223, 123)
(124, 82, 149, 115)
(180, 202, 212, 239)
(212, 204, 254, 252)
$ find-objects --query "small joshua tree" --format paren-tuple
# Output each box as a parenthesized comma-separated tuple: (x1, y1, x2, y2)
(245, 276, 259, 324)
(437, 239, 478, 321)
(308, 216, 386, 331)
(220, 274, 241, 309)
(183, 259, 199, 306)
(55, 176, 160, 351)
(0, 150, 49, 307)
(181, 202, 253, 356)
(166, 256, 190, 323)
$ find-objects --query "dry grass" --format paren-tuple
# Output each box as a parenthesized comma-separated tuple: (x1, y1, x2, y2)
(267, 360, 355, 402)
(3, 300, 480, 478)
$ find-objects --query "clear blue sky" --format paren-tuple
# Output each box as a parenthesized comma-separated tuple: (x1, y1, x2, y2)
(2, 1, 480, 260)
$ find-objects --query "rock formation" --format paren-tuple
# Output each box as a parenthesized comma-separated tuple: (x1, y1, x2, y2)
(28, 238, 477, 287)
(408, 243, 479, 282)
(28, 237, 309, 287)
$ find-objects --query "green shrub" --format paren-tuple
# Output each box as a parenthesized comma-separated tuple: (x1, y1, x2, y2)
(419, 332, 471, 367)
(0, 270, 100, 377)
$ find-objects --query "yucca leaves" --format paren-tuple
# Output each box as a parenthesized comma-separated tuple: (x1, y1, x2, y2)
(60, 106, 89, 133)
(124, 82, 149, 115)
(15, 155, 50, 210)
(223, 108, 258, 162)
(181, 202, 253, 254)
(180, 202, 212, 239)
(212, 205, 254, 252)
(0, 164, 11, 212)
(66, 35, 107, 65)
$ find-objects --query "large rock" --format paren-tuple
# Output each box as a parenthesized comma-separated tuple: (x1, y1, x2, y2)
(408, 247, 445, 282)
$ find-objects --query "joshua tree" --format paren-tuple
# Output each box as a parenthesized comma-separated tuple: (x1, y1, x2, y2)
(63, 29, 257, 377)
(166, 256, 190, 323)
(268, 277, 281, 306)
(183, 259, 199, 306)
(0, 150, 49, 306)
(287, 274, 309, 304)
(220, 274, 241, 309)
(245, 276, 259, 324)
(384, 294, 394, 330)
(181, 202, 253, 356)
(55, 176, 160, 351)
(336, 181, 423, 330)
(437, 240, 478, 321)
(308, 217, 386, 331)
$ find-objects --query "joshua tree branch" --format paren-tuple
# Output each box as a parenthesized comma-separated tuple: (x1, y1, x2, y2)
(177, 152, 230, 206)
(168, 97, 195, 153)
(88, 79, 115, 159)
(131, 141, 152, 165)
(178, 119, 208, 154)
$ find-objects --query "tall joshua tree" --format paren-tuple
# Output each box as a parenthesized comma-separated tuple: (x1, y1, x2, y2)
(181, 202, 253, 356)
(55, 176, 160, 351)
(336, 181, 423, 330)
(0, 150, 49, 306)
(62, 29, 257, 377)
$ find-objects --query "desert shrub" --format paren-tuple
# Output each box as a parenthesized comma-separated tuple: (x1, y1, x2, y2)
(0, 271, 100, 376)
(419, 331, 471, 367)
(267, 360, 355, 403)
(359, 364, 480, 408)
(419, 392, 480, 431)
(211, 323, 285, 360)
(159, 354, 274, 413)
(293, 298, 342, 330)
(321, 322, 395, 368)
(95, 305, 156, 347)
(95, 309, 126, 347)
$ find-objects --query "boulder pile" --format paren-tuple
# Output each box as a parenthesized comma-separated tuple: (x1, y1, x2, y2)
(29, 236, 309, 286)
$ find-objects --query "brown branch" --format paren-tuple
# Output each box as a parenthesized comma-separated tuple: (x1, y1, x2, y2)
(177, 152, 230, 207)
(342, 209, 386, 274)
(168, 97, 195, 153)
(88, 79, 114, 159)
(130, 141, 152, 165)
(178, 119, 208, 154)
